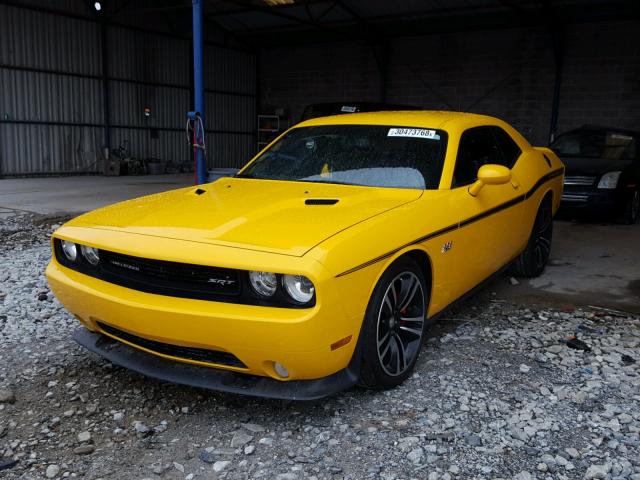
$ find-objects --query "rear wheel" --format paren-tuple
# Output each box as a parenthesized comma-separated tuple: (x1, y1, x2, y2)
(359, 257, 428, 390)
(622, 191, 639, 225)
(512, 198, 553, 278)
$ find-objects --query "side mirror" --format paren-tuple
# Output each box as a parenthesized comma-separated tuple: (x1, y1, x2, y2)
(468, 164, 511, 197)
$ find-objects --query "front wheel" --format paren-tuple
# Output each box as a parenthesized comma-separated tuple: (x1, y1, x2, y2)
(359, 257, 428, 390)
(511, 198, 553, 278)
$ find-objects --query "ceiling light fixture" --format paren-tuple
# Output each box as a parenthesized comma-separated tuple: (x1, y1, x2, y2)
(263, 0, 295, 6)
(94, 2, 102, 11)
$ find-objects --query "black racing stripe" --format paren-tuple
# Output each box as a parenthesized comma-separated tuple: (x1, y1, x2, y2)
(335, 223, 460, 278)
(458, 193, 526, 229)
(525, 167, 564, 200)
(335, 167, 564, 277)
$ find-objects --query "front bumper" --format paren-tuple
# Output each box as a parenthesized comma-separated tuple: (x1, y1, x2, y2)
(46, 258, 363, 386)
(73, 328, 360, 400)
(560, 188, 626, 216)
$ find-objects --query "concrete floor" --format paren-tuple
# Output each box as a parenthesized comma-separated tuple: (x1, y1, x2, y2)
(491, 220, 640, 314)
(1, 174, 638, 313)
(0, 174, 193, 216)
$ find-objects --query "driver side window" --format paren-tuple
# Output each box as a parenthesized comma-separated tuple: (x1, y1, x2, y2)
(452, 126, 521, 187)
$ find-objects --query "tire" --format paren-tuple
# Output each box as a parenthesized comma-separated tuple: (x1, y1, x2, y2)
(511, 197, 553, 278)
(359, 257, 428, 390)
(622, 191, 640, 225)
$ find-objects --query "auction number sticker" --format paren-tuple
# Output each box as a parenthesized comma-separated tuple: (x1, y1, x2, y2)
(388, 128, 439, 139)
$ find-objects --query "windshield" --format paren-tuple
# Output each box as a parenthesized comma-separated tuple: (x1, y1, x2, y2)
(551, 130, 637, 160)
(238, 125, 448, 189)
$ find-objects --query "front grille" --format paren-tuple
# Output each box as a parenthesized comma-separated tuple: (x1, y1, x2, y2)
(53, 240, 314, 308)
(562, 193, 589, 202)
(99, 250, 240, 300)
(564, 175, 596, 186)
(97, 322, 247, 368)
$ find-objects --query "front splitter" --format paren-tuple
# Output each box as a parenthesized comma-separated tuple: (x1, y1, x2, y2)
(73, 328, 359, 401)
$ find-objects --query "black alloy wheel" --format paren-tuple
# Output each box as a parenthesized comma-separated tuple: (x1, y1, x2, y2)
(360, 257, 428, 389)
(512, 198, 553, 278)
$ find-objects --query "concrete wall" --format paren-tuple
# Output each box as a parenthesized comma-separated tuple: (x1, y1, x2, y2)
(259, 20, 640, 146)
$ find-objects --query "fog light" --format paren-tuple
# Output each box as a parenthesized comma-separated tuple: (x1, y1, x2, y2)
(274, 362, 289, 379)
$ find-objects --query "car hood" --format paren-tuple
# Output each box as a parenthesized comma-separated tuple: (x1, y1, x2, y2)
(67, 178, 423, 257)
(561, 156, 631, 176)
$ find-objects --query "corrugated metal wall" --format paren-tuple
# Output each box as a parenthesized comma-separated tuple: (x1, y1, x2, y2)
(0, 3, 257, 176)
(205, 45, 257, 168)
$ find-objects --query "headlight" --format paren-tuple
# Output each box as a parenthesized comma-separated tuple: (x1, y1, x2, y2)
(61, 241, 77, 261)
(81, 245, 100, 266)
(598, 171, 621, 189)
(282, 275, 315, 304)
(249, 271, 277, 297)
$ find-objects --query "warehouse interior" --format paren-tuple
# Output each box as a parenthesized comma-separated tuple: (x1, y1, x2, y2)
(2, 2, 640, 478)
(0, 0, 638, 176)
(0, 0, 639, 313)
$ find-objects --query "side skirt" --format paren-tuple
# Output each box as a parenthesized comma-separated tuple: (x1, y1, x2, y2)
(424, 259, 515, 327)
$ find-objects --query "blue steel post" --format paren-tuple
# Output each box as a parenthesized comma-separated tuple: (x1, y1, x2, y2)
(192, 0, 206, 184)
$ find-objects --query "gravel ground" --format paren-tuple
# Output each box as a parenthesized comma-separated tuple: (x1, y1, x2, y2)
(1, 212, 639, 480)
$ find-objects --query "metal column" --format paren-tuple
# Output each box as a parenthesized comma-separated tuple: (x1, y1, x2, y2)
(192, 0, 207, 184)
(549, 27, 565, 143)
(100, 18, 111, 152)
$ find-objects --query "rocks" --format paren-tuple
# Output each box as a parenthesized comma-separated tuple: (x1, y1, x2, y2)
(0, 388, 15, 404)
(547, 345, 564, 354)
(466, 435, 482, 447)
(584, 464, 611, 479)
(244, 445, 255, 455)
(241, 423, 265, 433)
(618, 412, 633, 424)
(565, 447, 579, 458)
(513, 472, 533, 480)
(73, 444, 96, 455)
(231, 431, 253, 448)
(213, 460, 230, 473)
(45, 464, 60, 478)
(406, 447, 424, 465)
(199, 451, 216, 464)
(1, 214, 640, 480)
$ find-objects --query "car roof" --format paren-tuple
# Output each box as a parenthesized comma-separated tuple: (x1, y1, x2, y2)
(297, 110, 503, 130)
(300, 102, 422, 121)
(561, 124, 640, 137)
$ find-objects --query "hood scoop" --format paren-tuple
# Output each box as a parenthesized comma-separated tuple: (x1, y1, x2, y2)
(305, 198, 339, 206)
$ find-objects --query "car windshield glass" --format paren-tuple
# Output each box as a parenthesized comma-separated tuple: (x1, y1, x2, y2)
(237, 125, 448, 189)
(551, 130, 637, 160)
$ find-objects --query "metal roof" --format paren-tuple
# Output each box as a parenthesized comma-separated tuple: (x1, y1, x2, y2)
(6, 0, 639, 48)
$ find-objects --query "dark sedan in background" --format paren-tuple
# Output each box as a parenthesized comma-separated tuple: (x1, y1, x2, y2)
(551, 125, 640, 224)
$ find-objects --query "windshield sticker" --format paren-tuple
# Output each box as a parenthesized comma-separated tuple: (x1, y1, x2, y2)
(341, 105, 357, 113)
(388, 128, 439, 140)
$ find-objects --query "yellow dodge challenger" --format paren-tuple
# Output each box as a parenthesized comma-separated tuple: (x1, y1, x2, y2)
(47, 112, 564, 400)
